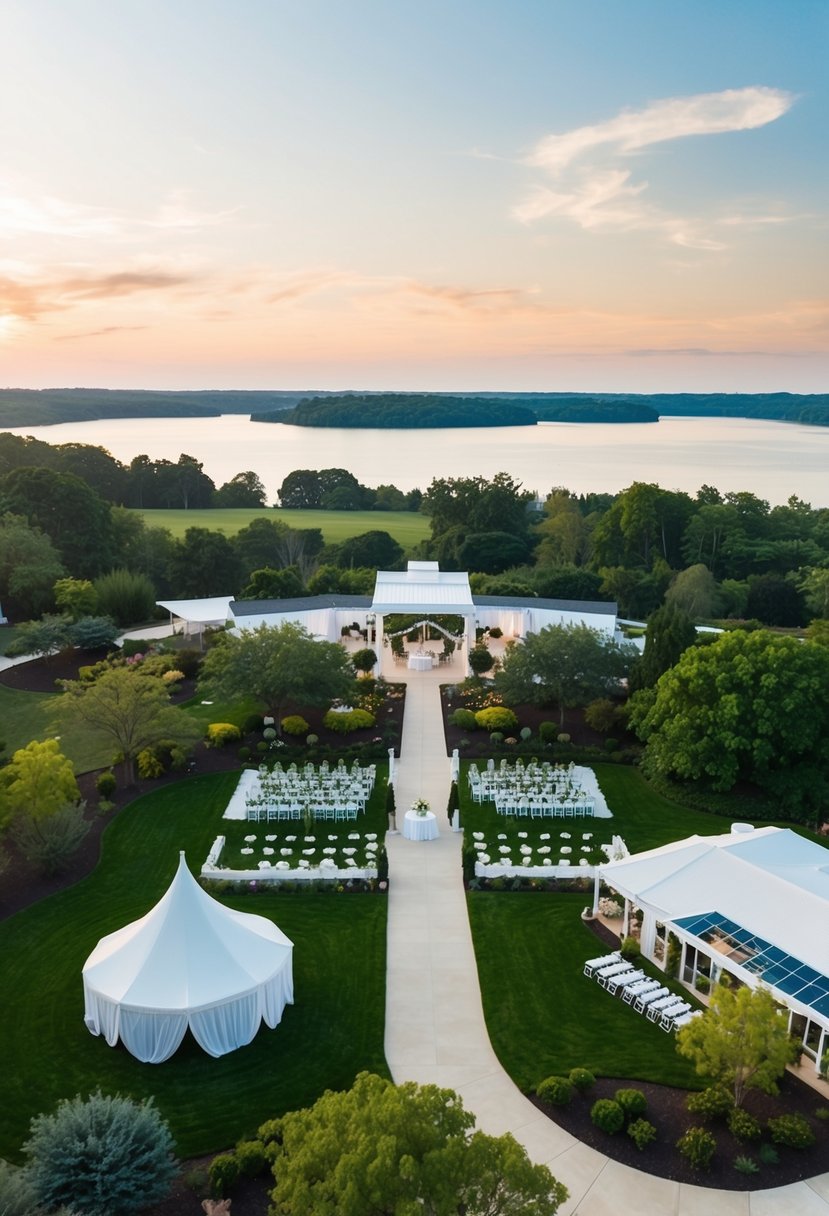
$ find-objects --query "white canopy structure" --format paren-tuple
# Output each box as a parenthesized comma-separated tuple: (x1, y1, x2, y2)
(597, 825, 829, 1071)
(156, 596, 234, 637)
(82, 853, 293, 1063)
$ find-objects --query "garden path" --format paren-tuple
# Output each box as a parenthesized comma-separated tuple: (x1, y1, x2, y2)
(383, 668, 829, 1215)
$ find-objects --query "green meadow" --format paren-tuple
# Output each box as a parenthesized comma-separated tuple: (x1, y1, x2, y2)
(130, 507, 430, 548)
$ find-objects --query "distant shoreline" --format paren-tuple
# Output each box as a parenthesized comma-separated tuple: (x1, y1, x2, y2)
(0, 388, 826, 429)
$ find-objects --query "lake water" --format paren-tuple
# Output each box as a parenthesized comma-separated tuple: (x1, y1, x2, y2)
(6, 414, 828, 507)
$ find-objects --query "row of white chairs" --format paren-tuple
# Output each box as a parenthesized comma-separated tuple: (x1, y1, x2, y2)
(494, 797, 595, 819)
(246, 803, 360, 823)
(584, 953, 702, 1033)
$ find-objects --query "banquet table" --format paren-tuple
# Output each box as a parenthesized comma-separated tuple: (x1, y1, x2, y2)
(408, 653, 433, 671)
(402, 809, 439, 840)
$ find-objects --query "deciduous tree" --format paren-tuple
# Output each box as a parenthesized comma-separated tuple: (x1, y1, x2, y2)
(198, 621, 354, 731)
(263, 1071, 567, 1216)
(0, 739, 79, 827)
(631, 630, 829, 819)
(676, 983, 794, 1107)
(54, 667, 201, 784)
(496, 624, 635, 726)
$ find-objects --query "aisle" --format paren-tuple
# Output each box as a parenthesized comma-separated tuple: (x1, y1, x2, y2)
(383, 672, 829, 1215)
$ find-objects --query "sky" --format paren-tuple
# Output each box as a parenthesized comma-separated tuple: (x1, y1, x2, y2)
(1, 0, 827, 393)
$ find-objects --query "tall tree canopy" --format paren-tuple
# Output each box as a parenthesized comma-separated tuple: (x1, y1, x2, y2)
(495, 624, 634, 726)
(0, 467, 113, 578)
(54, 667, 201, 784)
(198, 621, 354, 728)
(264, 1071, 567, 1216)
(629, 602, 698, 691)
(631, 630, 829, 819)
(0, 513, 65, 618)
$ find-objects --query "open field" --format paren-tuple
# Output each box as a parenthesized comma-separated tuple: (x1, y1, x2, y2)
(0, 772, 389, 1160)
(131, 507, 430, 548)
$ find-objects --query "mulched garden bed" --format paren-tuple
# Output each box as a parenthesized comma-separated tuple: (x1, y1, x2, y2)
(532, 1070, 829, 1190)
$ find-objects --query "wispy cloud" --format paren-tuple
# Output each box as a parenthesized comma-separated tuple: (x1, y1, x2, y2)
(55, 325, 149, 342)
(514, 86, 796, 249)
(0, 266, 199, 321)
(0, 187, 235, 242)
(526, 87, 794, 173)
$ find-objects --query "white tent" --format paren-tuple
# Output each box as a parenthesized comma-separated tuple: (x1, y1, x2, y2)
(82, 853, 293, 1063)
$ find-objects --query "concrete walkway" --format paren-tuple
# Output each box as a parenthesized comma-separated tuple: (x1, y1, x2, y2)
(384, 670, 829, 1215)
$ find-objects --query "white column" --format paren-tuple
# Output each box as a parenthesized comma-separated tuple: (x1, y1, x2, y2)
(450, 748, 460, 782)
(387, 747, 395, 785)
(592, 867, 601, 914)
(622, 898, 630, 939)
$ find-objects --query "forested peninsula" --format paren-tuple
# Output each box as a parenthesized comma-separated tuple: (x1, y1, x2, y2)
(250, 393, 539, 428)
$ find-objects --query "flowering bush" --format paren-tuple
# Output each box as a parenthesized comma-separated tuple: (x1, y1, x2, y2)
(206, 722, 241, 748)
(162, 668, 186, 684)
(598, 897, 623, 918)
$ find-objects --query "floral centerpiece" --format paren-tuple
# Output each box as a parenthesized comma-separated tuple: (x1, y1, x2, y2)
(411, 797, 430, 817)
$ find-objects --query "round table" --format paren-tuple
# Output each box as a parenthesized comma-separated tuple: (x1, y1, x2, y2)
(402, 809, 439, 841)
(407, 653, 433, 671)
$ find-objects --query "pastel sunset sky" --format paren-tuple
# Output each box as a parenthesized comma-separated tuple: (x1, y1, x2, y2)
(1, 0, 827, 392)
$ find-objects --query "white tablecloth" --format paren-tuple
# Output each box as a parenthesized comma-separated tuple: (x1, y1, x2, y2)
(408, 653, 433, 670)
(402, 810, 439, 840)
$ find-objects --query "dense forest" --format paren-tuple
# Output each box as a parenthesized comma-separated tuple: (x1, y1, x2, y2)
(251, 394, 538, 428)
(2, 388, 827, 429)
(2, 433, 829, 638)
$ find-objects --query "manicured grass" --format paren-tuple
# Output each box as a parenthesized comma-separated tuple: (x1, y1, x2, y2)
(131, 507, 430, 548)
(180, 692, 263, 731)
(0, 684, 112, 774)
(0, 772, 388, 1161)
(468, 892, 700, 1091)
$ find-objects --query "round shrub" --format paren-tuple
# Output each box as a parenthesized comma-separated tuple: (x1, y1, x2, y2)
(468, 645, 495, 675)
(619, 935, 640, 960)
(767, 1113, 816, 1148)
(568, 1067, 596, 1093)
(677, 1126, 716, 1171)
(490, 731, 504, 745)
(161, 668, 185, 684)
(323, 708, 375, 734)
(615, 1088, 647, 1119)
(207, 722, 242, 749)
(474, 706, 519, 733)
(23, 1089, 177, 1215)
(519, 726, 532, 741)
(536, 1075, 574, 1107)
(627, 1118, 657, 1152)
(728, 1107, 762, 1142)
(137, 747, 164, 779)
(208, 1152, 240, 1198)
(281, 715, 310, 736)
(237, 746, 251, 762)
(604, 737, 619, 752)
(243, 713, 264, 734)
(449, 708, 478, 731)
(96, 771, 117, 798)
(590, 1099, 625, 1134)
(263, 727, 277, 742)
(488, 626, 503, 638)
(306, 733, 319, 746)
(538, 721, 557, 744)
(234, 1138, 268, 1178)
(557, 732, 571, 745)
(686, 1086, 734, 1121)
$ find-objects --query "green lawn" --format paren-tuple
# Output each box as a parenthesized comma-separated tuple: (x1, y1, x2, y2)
(0, 624, 22, 656)
(131, 507, 430, 548)
(0, 684, 112, 773)
(0, 772, 388, 1160)
(468, 893, 700, 1092)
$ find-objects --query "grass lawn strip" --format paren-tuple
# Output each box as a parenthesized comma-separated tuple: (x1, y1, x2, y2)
(131, 506, 430, 548)
(468, 892, 700, 1092)
(0, 684, 114, 774)
(0, 771, 388, 1161)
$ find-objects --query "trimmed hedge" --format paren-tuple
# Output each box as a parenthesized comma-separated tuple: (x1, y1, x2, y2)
(322, 708, 376, 734)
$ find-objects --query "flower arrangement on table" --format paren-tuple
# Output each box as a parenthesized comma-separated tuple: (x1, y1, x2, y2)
(411, 798, 430, 817)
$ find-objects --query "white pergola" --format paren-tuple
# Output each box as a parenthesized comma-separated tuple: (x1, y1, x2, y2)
(371, 562, 476, 668)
